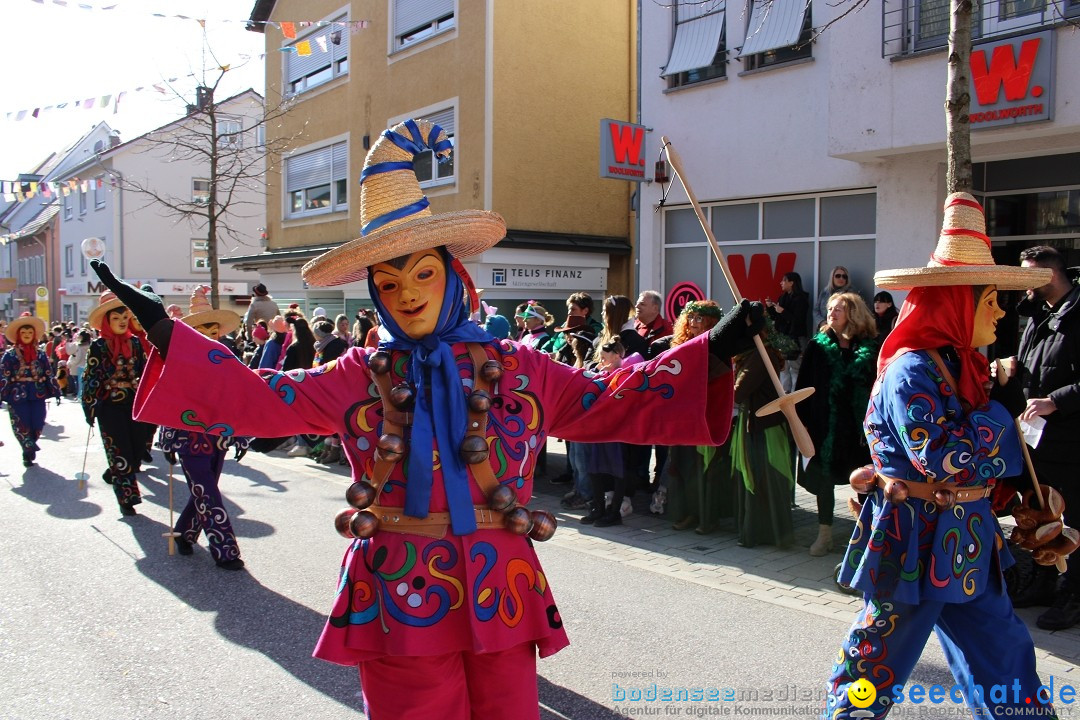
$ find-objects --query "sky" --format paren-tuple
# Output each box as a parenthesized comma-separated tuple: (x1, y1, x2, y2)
(0, 0, 268, 181)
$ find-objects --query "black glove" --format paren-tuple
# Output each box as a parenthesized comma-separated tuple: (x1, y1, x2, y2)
(234, 446, 247, 463)
(83, 405, 95, 427)
(91, 259, 169, 338)
(708, 300, 765, 359)
(989, 374, 1026, 417)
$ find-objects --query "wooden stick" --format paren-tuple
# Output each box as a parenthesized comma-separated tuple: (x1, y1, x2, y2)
(661, 137, 816, 458)
(162, 460, 180, 555)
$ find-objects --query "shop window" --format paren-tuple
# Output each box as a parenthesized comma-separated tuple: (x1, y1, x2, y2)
(663, 0, 727, 88)
(393, 0, 455, 52)
(985, 190, 1080, 237)
(285, 13, 349, 96)
(740, 0, 812, 71)
(285, 141, 348, 219)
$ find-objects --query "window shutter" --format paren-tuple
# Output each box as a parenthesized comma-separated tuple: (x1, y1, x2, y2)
(332, 142, 349, 182)
(395, 0, 454, 35)
(331, 15, 349, 62)
(739, 0, 809, 57)
(662, 0, 726, 76)
(422, 107, 455, 136)
(286, 146, 332, 191)
(286, 26, 333, 83)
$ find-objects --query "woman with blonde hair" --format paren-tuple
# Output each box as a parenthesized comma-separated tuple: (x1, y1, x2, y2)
(516, 301, 555, 351)
(794, 291, 878, 555)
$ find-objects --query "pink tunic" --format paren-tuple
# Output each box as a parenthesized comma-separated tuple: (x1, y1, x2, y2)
(134, 322, 733, 665)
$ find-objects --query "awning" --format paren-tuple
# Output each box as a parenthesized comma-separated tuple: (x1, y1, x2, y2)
(662, 2, 726, 77)
(739, 0, 808, 57)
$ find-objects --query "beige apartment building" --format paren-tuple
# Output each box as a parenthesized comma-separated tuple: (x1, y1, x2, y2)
(239, 0, 636, 319)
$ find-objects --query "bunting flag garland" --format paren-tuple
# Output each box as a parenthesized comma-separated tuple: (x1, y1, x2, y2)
(1, 175, 109, 205)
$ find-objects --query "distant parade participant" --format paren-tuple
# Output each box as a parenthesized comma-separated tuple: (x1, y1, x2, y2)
(82, 292, 148, 517)
(0, 313, 61, 466)
(92, 118, 757, 719)
(157, 287, 248, 570)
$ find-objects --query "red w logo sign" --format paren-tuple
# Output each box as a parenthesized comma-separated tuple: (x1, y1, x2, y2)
(728, 252, 797, 301)
(971, 38, 1042, 106)
(608, 123, 645, 166)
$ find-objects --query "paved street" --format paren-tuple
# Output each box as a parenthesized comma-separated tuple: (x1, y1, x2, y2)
(2, 399, 1078, 719)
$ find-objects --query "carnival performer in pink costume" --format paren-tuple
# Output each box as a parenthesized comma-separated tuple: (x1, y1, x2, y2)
(91, 119, 761, 719)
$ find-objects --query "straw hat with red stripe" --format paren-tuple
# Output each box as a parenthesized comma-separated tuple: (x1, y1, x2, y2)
(87, 291, 127, 330)
(4, 311, 45, 344)
(301, 118, 506, 287)
(875, 193, 1051, 290)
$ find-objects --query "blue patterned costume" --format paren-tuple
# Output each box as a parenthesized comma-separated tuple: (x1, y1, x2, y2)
(824, 350, 1055, 718)
(0, 347, 60, 460)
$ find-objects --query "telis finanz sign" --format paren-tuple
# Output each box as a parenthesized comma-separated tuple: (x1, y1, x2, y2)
(970, 30, 1054, 129)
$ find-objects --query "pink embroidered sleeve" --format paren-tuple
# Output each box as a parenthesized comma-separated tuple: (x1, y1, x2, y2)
(133, 321, 366, 438)
(517, 333, 734, 446)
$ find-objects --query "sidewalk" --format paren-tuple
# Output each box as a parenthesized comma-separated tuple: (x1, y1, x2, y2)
(530, 437, 1080, 680)
(268, 435, 1080, 679)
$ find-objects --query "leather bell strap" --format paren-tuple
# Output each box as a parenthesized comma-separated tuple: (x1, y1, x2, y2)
(367, 504, 506, 539)
(876, 474, 993, 504)
(465, 343, 500, 497)
(369, 365, 406, 507)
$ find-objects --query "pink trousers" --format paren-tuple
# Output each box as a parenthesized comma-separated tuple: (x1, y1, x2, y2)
(358, 642, 539, 720)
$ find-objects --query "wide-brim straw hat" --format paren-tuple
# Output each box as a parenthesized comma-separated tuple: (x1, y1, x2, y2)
(180, 285, 241, 336)
(4, 313, 45, 344)
(87, 291, 126, 330)
(302, 119, 506, 287)
(875, 193, 1052, 290)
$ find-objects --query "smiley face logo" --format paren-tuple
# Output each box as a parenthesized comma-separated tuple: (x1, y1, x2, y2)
(847, 678, 877, 709)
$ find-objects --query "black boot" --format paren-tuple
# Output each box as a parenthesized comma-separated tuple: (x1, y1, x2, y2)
(1037, 587, 1080, 631)
(1009, 561, 1059, 609)
(579, 504, 605, 524)
(22, 450, 35, 467)
(119, 503, 137, 517)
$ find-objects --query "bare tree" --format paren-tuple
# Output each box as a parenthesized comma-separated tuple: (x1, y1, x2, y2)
(945, 0, 975, 194)
(118, 65, 304, 310)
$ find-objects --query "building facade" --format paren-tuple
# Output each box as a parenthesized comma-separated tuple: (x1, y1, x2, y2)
(639, 0, 1080, 322)
(239, 0, 636, 319)
(54, 91, 265, 324)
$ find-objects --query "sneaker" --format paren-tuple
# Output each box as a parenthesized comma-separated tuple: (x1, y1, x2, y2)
(287, 443, 310, 457)
(619, 496, 633, 518)
(1037, 590, 1080, 631)
(649, 487, 667, 515)
(594, 512, 622, 528)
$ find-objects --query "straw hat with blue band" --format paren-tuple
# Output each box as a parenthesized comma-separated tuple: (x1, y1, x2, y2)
(874, 193, 1051, 290)
(301, 119, 506, 287)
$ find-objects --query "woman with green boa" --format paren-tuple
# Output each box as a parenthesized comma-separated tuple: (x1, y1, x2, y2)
(731, 320, 798, 548)
(794, 291, 879, 556)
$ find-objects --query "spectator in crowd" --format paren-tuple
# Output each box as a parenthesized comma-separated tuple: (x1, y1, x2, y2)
(634, 290, 673, 347)
(312, 307, 328, 323)
(579, 339, 633, 527)
(767, 271, 811, 393)
(559, 322, 600, 511)
(608, 294, 654, 492)
(873, 290, 899, 337)
(550, 292, 603, 364)
(1012, 245, 1080, 630)
(353, 310, 374, 348)
(483, 313, 511, 340)
(664, 301, 730, 534)
(363, 312, 381, 348)
(313, 320, 351, 465)
(334, 314, 352, 346)
(795, 291, 878, 556)
(512, 302, 529, 340)
(283, 317, 316, 373)
(601, 295, 648, 360)
(54, 328, 71, 396)
(243, 282, 280, 338)
(66, 330, 91, 399)
(732, 319, 797, 548)
(813, 265, 860, 332)
(516, 301, 555, 351)
(258, 316, 291, 371)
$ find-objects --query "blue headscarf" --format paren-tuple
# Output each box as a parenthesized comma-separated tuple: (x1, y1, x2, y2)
(368, 249, 495, 535)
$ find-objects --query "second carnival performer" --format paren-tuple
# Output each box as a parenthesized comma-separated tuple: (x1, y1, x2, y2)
(157, 287, 249, 570)
(91, 118, 762, 719)
(0, 313, 61, 466)
(82, 291, 148, 517)
(822, 194, 1078, 718)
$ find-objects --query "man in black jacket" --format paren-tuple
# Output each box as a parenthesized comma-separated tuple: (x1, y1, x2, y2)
(1015, 245, 1080, 629)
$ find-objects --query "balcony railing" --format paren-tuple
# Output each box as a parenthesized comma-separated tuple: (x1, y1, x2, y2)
(883, 0, 1080, 58)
